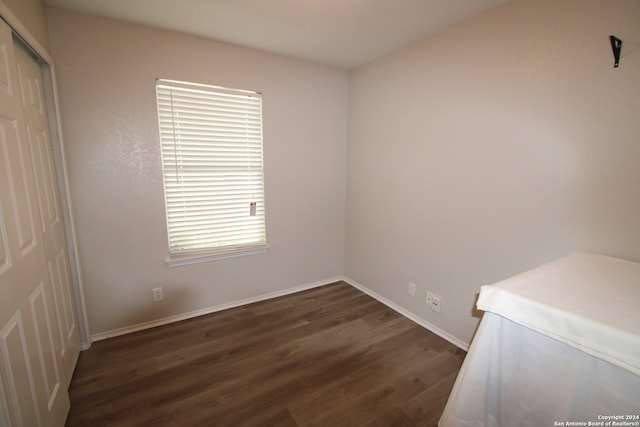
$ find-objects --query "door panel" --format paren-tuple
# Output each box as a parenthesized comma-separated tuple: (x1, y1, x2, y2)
(0, 115, 37, 256)
(48, 249, 76, 364)
(0, 38, 14, 97)
(28, 282, 62, 415)
(0, 19, 77, 427)
(0, 312, 40, 427)
(29, 126, 60, 233)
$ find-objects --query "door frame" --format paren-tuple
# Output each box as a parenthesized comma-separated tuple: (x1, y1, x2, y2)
(0, 4, 91, 349)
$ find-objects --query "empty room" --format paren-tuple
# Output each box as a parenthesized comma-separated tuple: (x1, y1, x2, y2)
(0, 0, 638, 425)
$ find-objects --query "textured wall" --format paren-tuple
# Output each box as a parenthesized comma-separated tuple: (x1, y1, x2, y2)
(48, 0, 640, 346)
(346, 0, 640, 344)
(47, 8, 348, 336)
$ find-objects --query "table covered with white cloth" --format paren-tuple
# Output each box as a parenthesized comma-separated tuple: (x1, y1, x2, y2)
(439, 252, 640, 427)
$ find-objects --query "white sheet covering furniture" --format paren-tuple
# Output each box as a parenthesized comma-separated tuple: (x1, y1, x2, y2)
(439, 253, 640, 427)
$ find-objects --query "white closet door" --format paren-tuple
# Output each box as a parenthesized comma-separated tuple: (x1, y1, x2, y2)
(0, 19, 75, 427)
(14, 33, 81, 387)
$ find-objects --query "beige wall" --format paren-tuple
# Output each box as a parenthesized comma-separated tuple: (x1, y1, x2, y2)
(46, 8, 348, 336)
(346, 0, 640, 344)
(0, 0, 50, 54)
(48, 0, 640, 346)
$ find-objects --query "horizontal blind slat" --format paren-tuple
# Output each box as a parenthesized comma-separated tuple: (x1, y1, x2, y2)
(157, 79, 266, 253)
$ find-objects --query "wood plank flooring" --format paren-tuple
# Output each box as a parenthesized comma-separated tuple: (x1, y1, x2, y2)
(66, 281, 465, 426)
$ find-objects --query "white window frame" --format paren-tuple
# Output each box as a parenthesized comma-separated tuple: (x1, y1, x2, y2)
(156, 79, 268, 267)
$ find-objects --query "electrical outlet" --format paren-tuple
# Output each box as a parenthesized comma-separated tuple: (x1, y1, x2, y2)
(426, 291, 442, 313)
(152, 287, 164, 302)
(408, 282, 416, 296)
(431, 295, 442, 313)
(426, 291, 434, 305)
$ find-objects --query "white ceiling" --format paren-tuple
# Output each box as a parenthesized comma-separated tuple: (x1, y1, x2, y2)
(42, 0, 511, 69)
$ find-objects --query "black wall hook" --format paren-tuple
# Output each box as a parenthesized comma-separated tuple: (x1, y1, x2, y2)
(610, 35, 622, 68)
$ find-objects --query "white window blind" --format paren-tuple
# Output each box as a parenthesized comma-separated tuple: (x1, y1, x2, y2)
(156, 79, 266, 257)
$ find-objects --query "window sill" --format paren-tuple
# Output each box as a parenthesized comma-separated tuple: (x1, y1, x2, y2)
(165, 244, 270, 267)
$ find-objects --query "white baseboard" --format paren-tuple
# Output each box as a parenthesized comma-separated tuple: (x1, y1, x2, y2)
(341, 276, 469, 351)
(90, 275, 469, 352)
(90, 276, 343, 342)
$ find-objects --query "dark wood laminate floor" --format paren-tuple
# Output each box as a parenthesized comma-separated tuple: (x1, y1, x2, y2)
(66, 281, 465, 426)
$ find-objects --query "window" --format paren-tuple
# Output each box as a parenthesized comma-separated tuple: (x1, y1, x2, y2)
(156, 79, 267, 265)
